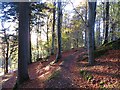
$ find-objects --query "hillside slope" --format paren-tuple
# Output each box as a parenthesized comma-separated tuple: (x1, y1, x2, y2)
(1, 41, 120, 89)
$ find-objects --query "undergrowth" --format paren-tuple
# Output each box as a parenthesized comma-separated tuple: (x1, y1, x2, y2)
(94, 39, 120, 58)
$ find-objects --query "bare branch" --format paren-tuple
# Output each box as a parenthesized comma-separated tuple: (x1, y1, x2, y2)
(69, 0, 88, 27)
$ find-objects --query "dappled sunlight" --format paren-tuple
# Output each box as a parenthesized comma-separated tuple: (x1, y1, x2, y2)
(1, 0, 120, 89)
(2, 47, 120, 89)
(77, 49, 120, 88)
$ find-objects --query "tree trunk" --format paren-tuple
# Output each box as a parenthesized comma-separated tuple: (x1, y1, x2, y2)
(18, 2, 30, 85)
(104, 1, 109, 44)
(36, 32, 39, 61)
(2, 23, 9, 74)
(46, 16, 49, 57)
(28, 6, 32, 64)
(98, 19, 101, 46)
(102, 2, 106, 44)
(29, 7, 32, 64)
(29, 32, 32, 64)
(36, 15, 40, 61)
(55, 0, 62, 62)
(51, 2, 56, 55)
(88, 1, 97, 65)
(5, 43, 9, 74)
(85, 1, 88, 48)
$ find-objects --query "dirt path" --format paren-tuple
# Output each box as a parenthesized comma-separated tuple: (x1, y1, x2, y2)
(44, 48, 90, 88)
(2, 49, 81, 89)
(2, 48, 119, 89)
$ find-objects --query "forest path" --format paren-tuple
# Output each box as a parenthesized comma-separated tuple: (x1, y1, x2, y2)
(18, 47, 88, 89)
(2, 48, 91, 89)
(17, 48, 85, 89)
(44, 48, 90, 88)
(2, 48, 120, 89)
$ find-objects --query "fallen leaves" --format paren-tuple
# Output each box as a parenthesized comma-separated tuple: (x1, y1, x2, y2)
(2, 48, 120, 89)
(78, 49, 120, 89)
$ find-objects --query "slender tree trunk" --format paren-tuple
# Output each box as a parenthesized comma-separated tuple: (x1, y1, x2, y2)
(18, 2, 30, 85)
(5, 43, 9, 74)
(29, 32, 32, 64)
(36, 32, 39, 60)
(29, 7, 32, 64)
(85, 1, 88, 48)
(104, 1, 109, 44)
(51, 2, 56, 55)
(2, 45, 6, 74)
(93, 2, 97, 50)
(28, 7, 32, 64)
(98, 19, 101, 46)
(102, 2, 106, 44)
(55, 0, 62, 62)
(88, 1, 97, 65)
(46, 16, 49, 57)
(2, 23, 9, 74)
(36, 15, 40, 61)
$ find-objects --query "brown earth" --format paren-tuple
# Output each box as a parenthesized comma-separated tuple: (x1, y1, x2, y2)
(1, 48, 120, 89)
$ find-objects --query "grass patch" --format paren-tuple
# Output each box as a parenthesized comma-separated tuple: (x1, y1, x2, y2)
(99, 81, 108, 90)
(99, 81, 105, 86)
(99, 86, 108, 90)
(86, 75, 93, 81)
(80, 70, 93, 82)
(80, 70, 87, 76)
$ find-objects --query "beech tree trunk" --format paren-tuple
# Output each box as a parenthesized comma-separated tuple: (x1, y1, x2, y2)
(55, 0, 62, 62)
(88, 1, 96, 65)
(18, 2, 30, 85)
(98, 19, 101, 46)
(5, 43, 9, 74)
(85, 1, 88, 48)
(28, 6, 32, 64)
(51, 2, 56, 55)
(104, 1, 109, 44)
(102, 2, 106, 44)
(46, 16, 49, 57)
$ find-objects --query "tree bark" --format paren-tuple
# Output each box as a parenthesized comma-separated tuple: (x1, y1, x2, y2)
(88, 1, 96, 65)
(85, 1, 88, 48)
(98, 19, 101, 46)
(104, 1, 109, 44)
(46, 16, 49, 57)
(55, 0, 62, 62)
(102, 2, 106, 44)
(28, 6, 32, 64)
(29, 31, 32, 64)
(18, 2, 30, 85)
(29, 6, 32, 64)
(5, 42, 9, 74)
(51, 2, 56, 55)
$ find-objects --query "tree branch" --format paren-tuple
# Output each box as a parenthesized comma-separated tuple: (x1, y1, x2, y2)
(69, 0, 88, 27)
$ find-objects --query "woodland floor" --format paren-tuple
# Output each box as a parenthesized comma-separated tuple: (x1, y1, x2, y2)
(1, 48, 120, 89)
